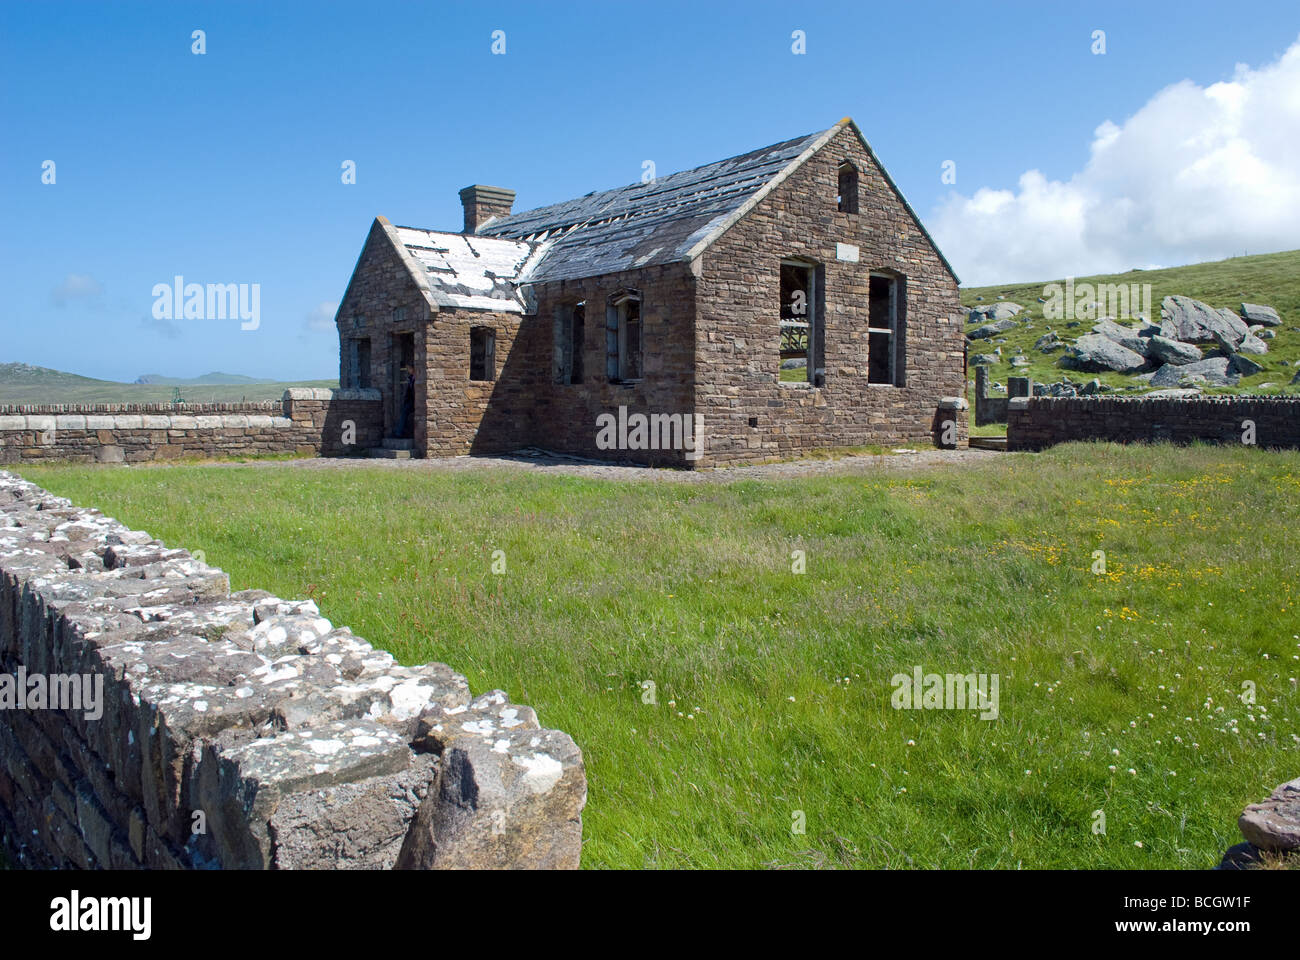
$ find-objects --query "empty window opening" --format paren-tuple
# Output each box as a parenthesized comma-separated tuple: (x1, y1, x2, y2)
(345, 337, 371, 389)
(837, 161, 859, 214)
(780, 260, 823, 384)
(554, 301, 585, 384)
(606, 292, 642, 382)
(868, 273, 905, 385)
(470, 326, 496, 381)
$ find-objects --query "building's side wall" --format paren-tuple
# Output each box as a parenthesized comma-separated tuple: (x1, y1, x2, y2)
(335, 221, 430, 444)
(693, 125, 966, 465)
(415, 264, 696, 465)
(514, 264, 697, 466)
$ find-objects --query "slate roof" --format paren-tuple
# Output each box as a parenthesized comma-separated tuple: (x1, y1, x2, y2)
(375, 119, 956, 312)
(475, 130, 828, 284)
(390, 227, 536, 313)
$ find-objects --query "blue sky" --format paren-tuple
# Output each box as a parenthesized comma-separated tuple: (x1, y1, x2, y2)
(2, 0, 1298, 382)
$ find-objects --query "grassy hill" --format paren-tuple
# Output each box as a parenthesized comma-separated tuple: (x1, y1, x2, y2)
(0, 363, 336, 406)
(960, 249, 1300, 399)
(135, 371, 266, 386)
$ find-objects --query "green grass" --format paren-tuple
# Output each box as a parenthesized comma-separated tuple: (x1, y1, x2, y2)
(960, 248, 1300, 398)
(17, 444, 1300, 868)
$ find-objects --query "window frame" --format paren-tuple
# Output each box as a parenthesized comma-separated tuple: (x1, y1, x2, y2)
(779, 258, 825, 387)
(553, 301, 586, 385)
(469, 325, 496, 382)
(837, 161, 860, 215)
(867, 272, 906, 387)
(606, 291, 643, 384)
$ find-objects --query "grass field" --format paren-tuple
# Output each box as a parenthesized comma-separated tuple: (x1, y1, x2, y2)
(17, 443, 1300, 868)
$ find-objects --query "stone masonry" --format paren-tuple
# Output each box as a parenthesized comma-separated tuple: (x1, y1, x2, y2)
(336, 119, 968, 467)
(692, 123, 966, 464)
(0, 389, 383, 465)
(1007, 395, 1300, 451)
(0, 471, 585, 869)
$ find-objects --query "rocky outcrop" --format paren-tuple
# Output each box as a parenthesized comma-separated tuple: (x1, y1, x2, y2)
(1239, 778, 1300, 853)
(1230, 354, 1265, 378)
(1091, 318, 1150, 356)
(1241, 303, 1281, 327)
(1146, 335, 1202, 366)
(1218, 777, 1300, 869)
(1161, 295, 1250, 346)
(968, 302, 1022, 323)
(1059, 334, 1148, 373)
(0, 471, 585, 869)
(968, 318, 1019, 340)
(1149, 355, 1240, 387)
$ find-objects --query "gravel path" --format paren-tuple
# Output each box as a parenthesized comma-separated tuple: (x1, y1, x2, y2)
(212, 446, 1006, 483)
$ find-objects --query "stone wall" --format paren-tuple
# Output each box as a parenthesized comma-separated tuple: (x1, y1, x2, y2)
(426, 308, 532, 457)
(693, 123, 968, 465)
(973, 369, 1035, 426)
(1006, 395, 1300, 451)
(515, 263, 699, 467)
(0, 471, 585, 869)
(0, 389, 383, 464)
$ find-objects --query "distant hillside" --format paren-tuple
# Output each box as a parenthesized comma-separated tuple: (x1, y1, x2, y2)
(0, 362, 336, 405)
(0, 362, 115, 388)
(134, 372, 265, 386)
(961, 248, 1300, 397)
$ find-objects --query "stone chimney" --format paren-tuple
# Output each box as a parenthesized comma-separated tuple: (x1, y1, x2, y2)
(458, 184, 515, 233)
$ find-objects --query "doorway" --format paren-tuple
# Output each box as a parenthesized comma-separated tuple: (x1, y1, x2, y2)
(390, 331, 415, 438)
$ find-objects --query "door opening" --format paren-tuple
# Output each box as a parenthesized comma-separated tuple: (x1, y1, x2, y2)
(391, 331, 415, 439)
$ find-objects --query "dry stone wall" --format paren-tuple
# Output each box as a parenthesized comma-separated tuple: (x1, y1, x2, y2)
(1007, 395, 1300, 451)
(0, 389, 383, 464)
(0, 471, 585, 869)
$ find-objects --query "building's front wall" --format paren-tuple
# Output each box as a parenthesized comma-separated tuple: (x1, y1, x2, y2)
(692, 125, 966, 466)
(423, 307, 529, 457)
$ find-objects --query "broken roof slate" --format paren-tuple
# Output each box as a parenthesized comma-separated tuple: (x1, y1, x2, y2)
(376, 119, 956, 311)
(391, 227, 535, 312)
(475, 130, 827, 284)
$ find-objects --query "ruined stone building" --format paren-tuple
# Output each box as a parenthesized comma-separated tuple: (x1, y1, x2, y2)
(334, 117, 966, 467)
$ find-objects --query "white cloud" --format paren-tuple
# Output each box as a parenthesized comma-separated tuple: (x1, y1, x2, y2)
(931, 36, 1300, 285)
(301, 301, 337, 335)
(51, 273, 103, 306)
